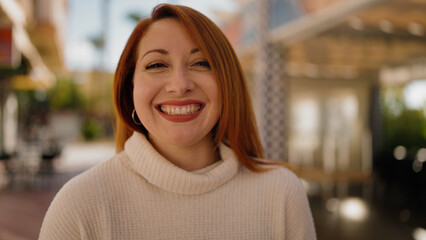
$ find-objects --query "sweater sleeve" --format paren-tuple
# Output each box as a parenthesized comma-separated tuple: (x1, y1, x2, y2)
(39, 180, 83, 240)
(284, 171, 317, 240)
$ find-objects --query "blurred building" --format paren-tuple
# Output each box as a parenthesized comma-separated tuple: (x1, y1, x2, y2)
(219, 1, 426, 238)
(0, 0, 66, 159)
(220, 0, 426, 194)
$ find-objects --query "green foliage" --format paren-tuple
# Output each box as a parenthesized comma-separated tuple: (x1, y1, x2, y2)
(127, 11, 146, 24)
(80, 117, 102, 141)
(381, 87, 426, 151)
(48, 77, 84, 111)
(88, 34, 104, 51)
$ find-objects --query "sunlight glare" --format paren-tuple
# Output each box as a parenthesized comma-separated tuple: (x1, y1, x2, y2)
(404, 80, 426, 110)
(340, 198, 368, 221)
(413, 228, 426, 240)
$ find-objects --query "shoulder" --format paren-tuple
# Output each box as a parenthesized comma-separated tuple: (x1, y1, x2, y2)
(238, 160, 310, 200)
(48, 152, 127, 209)
(233, 162, 307, 201)
(40, 153, 127, 239)
(237, 163, 316, 238)
(239, 162, 303, 188)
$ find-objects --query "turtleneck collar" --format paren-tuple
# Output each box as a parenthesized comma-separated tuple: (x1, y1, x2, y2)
(123, 132, 239, 195)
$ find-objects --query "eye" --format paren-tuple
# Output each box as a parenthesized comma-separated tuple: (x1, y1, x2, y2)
(145, 63, 166, 70)
(192, 60, 211, 70)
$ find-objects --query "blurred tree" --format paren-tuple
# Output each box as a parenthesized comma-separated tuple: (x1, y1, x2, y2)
(88, 34, 105, 51)
(375, 86, 426, 216)
(48, 77, 84, 111)
(80, 116, 102, 141)
(88, 34, 105, 71)
(126, 11, 147, 24)
(381, 87, 426, 150)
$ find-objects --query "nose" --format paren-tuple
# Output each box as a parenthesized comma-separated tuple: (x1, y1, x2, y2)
(165, 67, 194, 96)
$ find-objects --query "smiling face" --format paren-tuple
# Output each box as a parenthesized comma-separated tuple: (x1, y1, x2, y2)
(133, 18, 220, 149)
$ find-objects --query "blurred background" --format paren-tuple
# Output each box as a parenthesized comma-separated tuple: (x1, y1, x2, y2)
(0, 0, 425, 239)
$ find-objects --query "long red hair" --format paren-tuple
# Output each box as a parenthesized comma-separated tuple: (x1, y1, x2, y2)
(114, 4, 287, 172)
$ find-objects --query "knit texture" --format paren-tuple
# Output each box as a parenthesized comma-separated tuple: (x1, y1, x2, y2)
(39, 132, 316, 239)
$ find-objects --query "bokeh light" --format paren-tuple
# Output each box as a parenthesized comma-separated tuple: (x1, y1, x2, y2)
(393, 145, 407, 160)
(413, 228, 426, 240)
(417, 148, 426, 163)
(340, 198, 368, 221)
(412, 159, 423, 173)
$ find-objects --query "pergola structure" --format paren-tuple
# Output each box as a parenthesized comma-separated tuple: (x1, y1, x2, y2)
(280, 0, 426, 84)
(229, 0, 426, 185)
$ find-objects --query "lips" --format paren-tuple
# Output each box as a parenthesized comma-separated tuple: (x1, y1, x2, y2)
(155, 100, 205, 122)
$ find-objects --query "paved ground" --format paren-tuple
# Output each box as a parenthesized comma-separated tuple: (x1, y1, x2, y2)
(0, 141, 115, 240)
(0, 141, 425, 240)
(310, 195, 424, 240)
(0, 184, 67, 240)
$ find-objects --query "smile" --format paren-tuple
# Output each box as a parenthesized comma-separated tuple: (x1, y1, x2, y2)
(160, 104, 201, 115)
(156, 100, 205, 122)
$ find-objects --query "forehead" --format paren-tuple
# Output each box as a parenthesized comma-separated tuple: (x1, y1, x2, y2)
(138, 18, 196, 52)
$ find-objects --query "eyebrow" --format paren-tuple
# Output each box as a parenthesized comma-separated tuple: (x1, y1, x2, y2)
(141, 48, 200, 59)
(190, 48, 200, 54)
(142, 49, 168, 59)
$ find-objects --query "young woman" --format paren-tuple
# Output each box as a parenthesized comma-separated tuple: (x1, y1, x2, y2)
(40, 4, 316, 239)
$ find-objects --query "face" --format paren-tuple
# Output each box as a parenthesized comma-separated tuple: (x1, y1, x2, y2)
(133, 18, 220, 149)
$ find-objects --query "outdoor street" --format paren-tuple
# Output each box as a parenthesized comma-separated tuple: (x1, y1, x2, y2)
(0, 141, 424, 240)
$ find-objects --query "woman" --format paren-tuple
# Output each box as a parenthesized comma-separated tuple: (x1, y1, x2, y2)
(40, 4, 316, 239)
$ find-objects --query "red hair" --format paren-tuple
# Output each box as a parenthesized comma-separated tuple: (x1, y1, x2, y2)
(114, 4, 290, 172)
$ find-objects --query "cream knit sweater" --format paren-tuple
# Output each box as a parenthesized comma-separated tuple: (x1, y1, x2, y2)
(39, 132, 316, 239)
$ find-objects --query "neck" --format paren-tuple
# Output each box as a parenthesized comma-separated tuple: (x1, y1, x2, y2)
(147, 134, 220, 171)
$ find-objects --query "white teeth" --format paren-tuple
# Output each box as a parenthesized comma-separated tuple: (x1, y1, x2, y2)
(160, 104, 201, 115)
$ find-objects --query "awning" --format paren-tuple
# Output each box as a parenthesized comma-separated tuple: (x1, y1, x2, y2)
(0, 0, 54, 88)
(238, 0, 426, 84)
(237, 0, 385, 56)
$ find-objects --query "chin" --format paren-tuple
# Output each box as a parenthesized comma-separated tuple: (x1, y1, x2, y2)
(167, 136, 200, 147)
(165, 131, 208, 147)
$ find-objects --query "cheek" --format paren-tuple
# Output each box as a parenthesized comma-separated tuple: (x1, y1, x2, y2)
(133, 80, 157, 129)
(133, 78, 158, 108)
(201, 78, 221, 124)
(205, 79, 220, 107)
